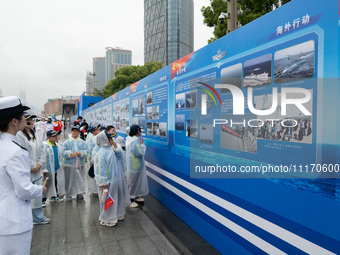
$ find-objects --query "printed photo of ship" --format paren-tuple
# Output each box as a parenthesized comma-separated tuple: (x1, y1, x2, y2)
(274, 40, 315, 83)
(200, 124, 213, 144)
(243, 54, 272, 88)
(176, 93, 186, 109)
(185, 90, 197, 108)
(220, 63, 242, 92)
(186, 119, 198, 138)
(175, 114, 185, 130)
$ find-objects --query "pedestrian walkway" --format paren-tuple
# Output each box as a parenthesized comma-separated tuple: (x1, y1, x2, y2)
(30, 188, 220, 255)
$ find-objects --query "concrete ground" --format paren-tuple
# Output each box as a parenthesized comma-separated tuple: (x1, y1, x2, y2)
(30, 128, 220, 255)
(30, 190, 220, 255)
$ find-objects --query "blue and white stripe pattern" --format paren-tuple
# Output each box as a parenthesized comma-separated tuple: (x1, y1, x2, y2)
(145, 160, 340, 255)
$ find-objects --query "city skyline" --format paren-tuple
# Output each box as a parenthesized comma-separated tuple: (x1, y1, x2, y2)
(0, 0, 213, 113)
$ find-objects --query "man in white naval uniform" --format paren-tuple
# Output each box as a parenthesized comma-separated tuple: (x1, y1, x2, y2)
(0, 96, 46, 255)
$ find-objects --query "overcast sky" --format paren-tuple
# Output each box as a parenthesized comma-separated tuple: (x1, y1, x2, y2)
(0, 0, 214, 113)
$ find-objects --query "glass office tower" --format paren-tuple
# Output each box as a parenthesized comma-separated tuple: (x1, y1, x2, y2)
(105, 47, 132, 84)
(144, 0, 194, 66)
(93, 57, 106, 90)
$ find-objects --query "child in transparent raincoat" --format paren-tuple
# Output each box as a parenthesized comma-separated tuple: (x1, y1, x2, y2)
(125, 124, 149, 208)
(62, 126, 89, 201)
(43, 130, 66, 202)
(106, 126, 130, 213)
(93, 131, 129, 227)
(86, 125, 101, 196)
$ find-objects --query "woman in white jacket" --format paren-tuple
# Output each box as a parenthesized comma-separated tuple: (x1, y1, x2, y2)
(0, 96, 46, 255)
(34, 117, 47, 143)
(126, 124, 149, 208)
(16, 114, 50, 225)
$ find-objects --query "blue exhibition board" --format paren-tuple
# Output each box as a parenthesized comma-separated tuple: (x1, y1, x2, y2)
(82, 1, 340, 254)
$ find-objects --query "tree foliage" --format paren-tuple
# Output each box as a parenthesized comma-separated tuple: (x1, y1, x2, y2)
(103, 61, 163, 98)
(201, 0, 291, 43)
(88, 88, 105, 97)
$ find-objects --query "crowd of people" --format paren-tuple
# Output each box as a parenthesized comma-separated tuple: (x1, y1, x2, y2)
(256, 119, 312, 141)
(34, 116, 64, 142)
(0, 96, 149, 254)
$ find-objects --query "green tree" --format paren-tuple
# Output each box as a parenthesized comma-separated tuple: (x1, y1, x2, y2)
(89, 88, 105, 97)
(201, 0, 291, 43)
(103, 61, 163, 98)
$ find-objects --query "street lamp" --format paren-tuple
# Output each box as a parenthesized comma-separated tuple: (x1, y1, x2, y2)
(89, 72, 97, 96)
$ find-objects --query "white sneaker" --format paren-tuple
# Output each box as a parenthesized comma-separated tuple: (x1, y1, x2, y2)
(134, 197, 144, 202)
(100, 221, 116, 227)
(118, 216, 124, 221)
(105, 222, 117, 227)
(33, 218, 50, 225)
(130, 201, 139, 208)
(50, 197, 64, 202)
(57, 197, 64, 202)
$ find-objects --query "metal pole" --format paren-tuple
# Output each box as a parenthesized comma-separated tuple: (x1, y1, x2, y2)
(227, 0, 237, 34)
(61, 95, 63, 121)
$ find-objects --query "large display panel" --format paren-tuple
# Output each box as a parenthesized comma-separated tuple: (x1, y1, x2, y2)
(81, 1, 340, 254)
(184, 33, 319, 178)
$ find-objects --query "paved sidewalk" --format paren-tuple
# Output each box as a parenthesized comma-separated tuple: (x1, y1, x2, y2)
(30, 191, 220, 255)
(31, 130, 219, 255)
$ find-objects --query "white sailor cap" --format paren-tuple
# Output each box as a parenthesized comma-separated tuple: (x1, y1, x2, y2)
(0, 96, 30, 121)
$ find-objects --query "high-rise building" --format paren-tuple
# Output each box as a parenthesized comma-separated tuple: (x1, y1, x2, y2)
(93, 57, 106, 90)
(144, 0, 194, 66)
(105, 47, 132, 84)
(86, 71, 94, 94)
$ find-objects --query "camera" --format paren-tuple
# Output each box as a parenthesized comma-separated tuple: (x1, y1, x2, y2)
(218, 12, 229, 24)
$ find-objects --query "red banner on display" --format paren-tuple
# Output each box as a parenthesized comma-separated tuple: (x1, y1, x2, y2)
(171, 52, 195, 79)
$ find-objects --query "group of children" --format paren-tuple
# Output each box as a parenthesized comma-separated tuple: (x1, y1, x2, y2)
(18, 114, 149, 227)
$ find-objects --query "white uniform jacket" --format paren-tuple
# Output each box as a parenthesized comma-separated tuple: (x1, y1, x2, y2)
(16, 131, 46, 172)
(16, 131, 46, 208)
(0, 132, 43, 235)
